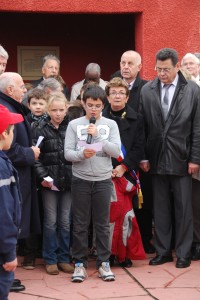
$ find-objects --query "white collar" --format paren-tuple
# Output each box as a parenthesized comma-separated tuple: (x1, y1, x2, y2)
(161, 74, 179, 88)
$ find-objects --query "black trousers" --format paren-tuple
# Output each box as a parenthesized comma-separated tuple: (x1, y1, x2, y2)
(152, 174, 193, 258)
(135, 171, 153, 245)
(192, 178, 200, 243)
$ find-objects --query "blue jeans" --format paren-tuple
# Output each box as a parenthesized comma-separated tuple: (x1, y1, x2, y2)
(42, 189, 72, 265)
(0, 266, 14, 300)
(71, 176, 112, 268)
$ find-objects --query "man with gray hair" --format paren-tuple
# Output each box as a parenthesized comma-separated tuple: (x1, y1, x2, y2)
(0, 72, 41, 292)
(70, 63, 107, 101)
(181, 53, 200, 86)
(31, 54, 60, 86)
(22, 77, 63, 107)
(38, 77, 63, 93)
(30, 54, 70, 99)
(0, 73, 41, 236)
(120, 50, 148, 112)
(0, 45, 9, 75)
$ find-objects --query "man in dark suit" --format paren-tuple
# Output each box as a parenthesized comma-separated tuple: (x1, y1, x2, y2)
(0, 72, 41, 290)
(140, 48, 200, 268)
(112, 51, 155, 254)
(119, 50, 147, 112)
(30, 54, 70, 99)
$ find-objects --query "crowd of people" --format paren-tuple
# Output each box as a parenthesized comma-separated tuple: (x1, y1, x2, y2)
(0, 44, 200, 299)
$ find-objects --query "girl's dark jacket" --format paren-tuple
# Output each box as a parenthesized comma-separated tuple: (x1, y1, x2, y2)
(32, 117, 72, 191)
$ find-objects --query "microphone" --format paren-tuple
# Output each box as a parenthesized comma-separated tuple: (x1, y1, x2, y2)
(86, 117, 96, 144)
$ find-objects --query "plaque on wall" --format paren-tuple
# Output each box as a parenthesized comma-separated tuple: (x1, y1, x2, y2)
(17, 46, 60, 80)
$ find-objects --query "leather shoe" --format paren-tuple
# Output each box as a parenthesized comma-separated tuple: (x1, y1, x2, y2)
(143, 242, 155, 254)
(176, 257, 191, 268)
(149, 255, 173, 265)
(10, 283, 25, 292)
(119, 258, 133, 268)
(191, 244, 200, 261)
(13, 279, 21, 285)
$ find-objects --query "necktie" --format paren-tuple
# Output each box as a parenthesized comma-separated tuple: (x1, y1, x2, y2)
(162, 84, 171, 120)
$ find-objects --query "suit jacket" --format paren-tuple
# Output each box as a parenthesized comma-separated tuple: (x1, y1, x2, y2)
(140, 71, 200, 175)
(30, 77, 43, 87)
(128, 74, 147, 112)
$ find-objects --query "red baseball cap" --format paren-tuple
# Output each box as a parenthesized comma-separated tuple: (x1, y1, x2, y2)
(0, 104, 24, 134)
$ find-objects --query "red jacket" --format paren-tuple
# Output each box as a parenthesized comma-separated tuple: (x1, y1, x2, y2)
(110, 176, 146, 262)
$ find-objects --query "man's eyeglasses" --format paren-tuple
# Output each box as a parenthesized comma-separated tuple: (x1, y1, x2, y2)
(11, 84, 27, 91)
(19, 85, 27, 90)
(85, 104, 103, 110)
(109, 91, 127, 97)
(155, 67, 174, 73)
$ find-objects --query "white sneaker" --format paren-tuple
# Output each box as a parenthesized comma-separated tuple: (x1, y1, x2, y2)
(98, 262, 115, 281)
(71, 263, 87, 283)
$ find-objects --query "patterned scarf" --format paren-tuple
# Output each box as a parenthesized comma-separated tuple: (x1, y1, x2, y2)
(31, 112, 48, 122)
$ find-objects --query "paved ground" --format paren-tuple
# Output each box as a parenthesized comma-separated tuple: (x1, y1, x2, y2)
(9, 254, 200, 300)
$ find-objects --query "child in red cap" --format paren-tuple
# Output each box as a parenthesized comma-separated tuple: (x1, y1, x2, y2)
(0, 104, 23, 300)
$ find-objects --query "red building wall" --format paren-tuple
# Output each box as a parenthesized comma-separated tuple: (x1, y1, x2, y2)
(0, 0, 199, 86)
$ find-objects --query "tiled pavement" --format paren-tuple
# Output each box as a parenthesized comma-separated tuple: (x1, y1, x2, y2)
(9, 254, 200, 300)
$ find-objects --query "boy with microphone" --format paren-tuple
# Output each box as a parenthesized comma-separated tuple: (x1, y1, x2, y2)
(65, 85, 121, 282)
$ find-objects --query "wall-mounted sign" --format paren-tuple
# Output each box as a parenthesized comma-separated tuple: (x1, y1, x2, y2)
(17, 46, 60, 80)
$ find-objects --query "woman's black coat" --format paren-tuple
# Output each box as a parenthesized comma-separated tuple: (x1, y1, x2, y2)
(103, 104, 145, 173)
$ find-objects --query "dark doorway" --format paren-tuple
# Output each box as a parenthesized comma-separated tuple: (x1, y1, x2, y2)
(0, 12, 135, 87)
